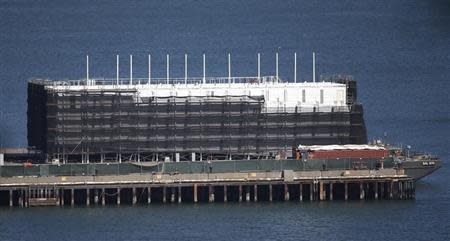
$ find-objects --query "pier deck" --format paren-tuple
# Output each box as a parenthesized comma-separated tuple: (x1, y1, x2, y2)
(0, 169, 415, 207)
(0, 168, 414, 207)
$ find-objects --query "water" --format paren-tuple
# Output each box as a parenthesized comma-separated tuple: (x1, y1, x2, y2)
(0, 0, 449, 240)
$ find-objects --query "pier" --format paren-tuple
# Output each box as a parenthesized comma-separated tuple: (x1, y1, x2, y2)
(0, 168, 414, 207)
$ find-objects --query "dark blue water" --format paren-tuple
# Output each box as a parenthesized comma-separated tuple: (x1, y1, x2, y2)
(0, 0, 449, 240)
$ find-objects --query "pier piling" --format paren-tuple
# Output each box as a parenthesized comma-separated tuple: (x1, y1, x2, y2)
(359, 183, 364, 200)
(299, 184, 303, 202)
(193, 185, 198, 203)
(329, 182, 334, 201)
(389, 181, 394, 199)
(163, 187, 167, 203)
(61, 189, 64, 206)
(117, 188, 121, 206)
(269, 184, 273, 202)
(208, 186, 214, 203)
(345, 182, 348, 201)
(86, 189, 90, 206)
(284, 184, 290, 201)
(223, 185, 228, 203)
(239, 185, 243, 202)
(102, 188, 106, 206)
(374, 182, 378, 200)
(9, 190, 13, 207)
(71, 189, 75, 206)
(0, 169, 416, 207)
(319, 182, 325, 201)
(245, 186, 250, 202)
(132, 188, 137, 205)
(147, 187, 152, 204)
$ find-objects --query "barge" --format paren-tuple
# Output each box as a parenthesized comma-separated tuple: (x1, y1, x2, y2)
(27, 54, 367, 163)
(0, 53, 441, 207)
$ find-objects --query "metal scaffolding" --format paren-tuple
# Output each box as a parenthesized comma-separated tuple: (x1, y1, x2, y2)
(27, 77, 367, 163)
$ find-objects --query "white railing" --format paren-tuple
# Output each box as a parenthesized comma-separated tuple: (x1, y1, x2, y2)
(32, 76, 282, 87)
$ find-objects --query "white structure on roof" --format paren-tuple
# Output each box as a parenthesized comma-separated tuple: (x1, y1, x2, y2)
(42, 52, 351, 111)
(46, 78, 347, 110)
(298, 145, 386, 151)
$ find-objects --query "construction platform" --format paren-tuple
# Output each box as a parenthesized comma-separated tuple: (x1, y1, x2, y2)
(0, 168, 414, 207)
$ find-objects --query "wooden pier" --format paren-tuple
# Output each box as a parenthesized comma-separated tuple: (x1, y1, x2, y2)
(0, 169, 414, 207)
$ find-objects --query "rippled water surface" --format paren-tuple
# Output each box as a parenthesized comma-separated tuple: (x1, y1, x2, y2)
(0, 0, 449, 240)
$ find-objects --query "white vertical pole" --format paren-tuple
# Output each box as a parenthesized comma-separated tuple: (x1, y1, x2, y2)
(130, 54, 133, 85)
(257, 53, 261, 82)
(86, 55, 89, 85)
(276, 52, 279, 82)
(313, 52, 316, 83)
(294, 52, 297, 83)
(166, 54, 170, 84)
(203, 53, 206, 84)
(116, 55, 119, 85)
(228, 53, 231, 84)
(148, 54, 151, 85)
(185, 53, 188, 84)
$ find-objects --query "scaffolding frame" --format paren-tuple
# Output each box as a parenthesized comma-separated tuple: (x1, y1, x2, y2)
(27, 79, 367, 163)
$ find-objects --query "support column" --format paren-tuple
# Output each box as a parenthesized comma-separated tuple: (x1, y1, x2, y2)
(147, 187, 152, 204)
(245, 186, 250, 202)
(310, 183, 314, 201)
(208, 186, 214, 203)
(238, 185, 243, 202)
(405, 181, 410, 199)
(117, 188, 121, 206)
(19, 189, 23, 207)
(389, 181, 394, 199)
(299, 183, 303, 202)
(163, 187, 167, 203)
(101, 188, 105, 206)
(71, 189, 75, 206)
(86, 189, 90, 206)
(359, 182, 364, 200)
(329, 182, 333, 201)
(193, 184, 198, 203)
(319, 181, 325, 201)
(407, 181, 411, 199)
(170, 187, 175, 203)
(9, 190, 13, 207)
(374, 182, 378, 200)
(25, 189, 29, 207)
(344, 182, 348, 201)
(404, 181, 407, 199)
(284, 184, 290, 201)
(380, 182, 384, 199)
(223, 185, 227, 203)
(178, 186, 182, 203)
(94, 189, 99, 205)
(61, 188, 65, 206)
(133, 188, 137, 205)
(399, 181, 403, 199)
(269, 184, 273, 202)
(254, 185, 258, 202)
